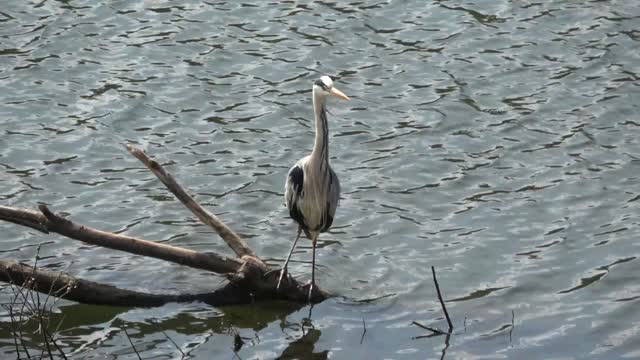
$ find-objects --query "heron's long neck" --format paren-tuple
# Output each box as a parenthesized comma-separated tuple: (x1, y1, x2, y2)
(310, 92, 329, 166)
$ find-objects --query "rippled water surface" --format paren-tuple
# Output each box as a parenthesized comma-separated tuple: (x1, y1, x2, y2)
(2, 0, 640, 358)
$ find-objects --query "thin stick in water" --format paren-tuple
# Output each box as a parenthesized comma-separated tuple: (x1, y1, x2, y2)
(411, 321, 448, 336)
(509, 309, 515, 345)
(431, 266, 453, 333)
(360, 316, 367, 344)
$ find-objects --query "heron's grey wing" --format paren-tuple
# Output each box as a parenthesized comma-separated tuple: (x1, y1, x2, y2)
(328, 167, 340, 217)
(321, 167, 340, 232)
(285, 163, 306, 227)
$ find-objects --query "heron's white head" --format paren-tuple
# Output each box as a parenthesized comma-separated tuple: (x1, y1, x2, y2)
(313, 76, 350, 101)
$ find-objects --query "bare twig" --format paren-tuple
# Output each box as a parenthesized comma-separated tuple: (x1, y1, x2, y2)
(2, 251, 68, 359)
(351, 293, 396, 304)
(5, 303, 22, 357)
(509, 309, 515, 345)
(411, 321, 448, 336)
(41, 319, 55, 360)
(47, 326, 68, 360)
(431, 266, 453, 333)
(412, 325, 451, 360)
(4, 298, 31, 358)
(126, 144, 256, 259)
(412, 267, 454, 343)
(440, 332, 451, 360)
(51, 313, 67, 344)
(360, 317, 367, 344)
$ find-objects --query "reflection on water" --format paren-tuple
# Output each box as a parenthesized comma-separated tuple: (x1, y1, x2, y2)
(2, 0, 640, 358)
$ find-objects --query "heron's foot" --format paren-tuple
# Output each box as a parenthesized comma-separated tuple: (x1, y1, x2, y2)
(299, 281, 319, 302)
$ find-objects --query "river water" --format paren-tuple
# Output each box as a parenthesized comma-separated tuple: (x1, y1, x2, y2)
(1, 0, 640, 358)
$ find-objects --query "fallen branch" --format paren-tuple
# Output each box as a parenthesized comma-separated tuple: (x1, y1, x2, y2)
(0, 145, 332, 306)
(126, 145, 256, 260)
(0, 206, 49, 233)
(0, 205, 243, 276)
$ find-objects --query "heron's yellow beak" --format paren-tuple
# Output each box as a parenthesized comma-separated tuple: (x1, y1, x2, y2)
(330, 87, 350, 101)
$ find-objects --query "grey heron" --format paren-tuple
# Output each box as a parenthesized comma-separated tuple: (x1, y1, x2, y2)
(278, 75, 349, 301)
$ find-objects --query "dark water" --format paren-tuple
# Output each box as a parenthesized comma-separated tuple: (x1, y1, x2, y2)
(2, 0, 640, 358)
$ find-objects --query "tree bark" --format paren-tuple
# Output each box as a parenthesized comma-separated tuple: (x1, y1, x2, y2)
(0, 145, 331, 306)
(0, 260, 186, 307)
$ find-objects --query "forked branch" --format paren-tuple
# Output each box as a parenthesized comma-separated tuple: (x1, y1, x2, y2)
(0, 145, 331, 306)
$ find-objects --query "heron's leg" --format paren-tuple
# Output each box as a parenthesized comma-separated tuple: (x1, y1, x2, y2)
(308, 232, 319, 302)
(277, 225, 302, 290)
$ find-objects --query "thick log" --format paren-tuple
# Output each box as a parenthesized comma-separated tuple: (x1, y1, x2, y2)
(0, 260, 299, 307)
(0, 260, 185, 307)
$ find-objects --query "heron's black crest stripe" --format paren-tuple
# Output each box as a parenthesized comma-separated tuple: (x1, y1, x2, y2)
(288, 165, 304, 196)
(314, 79, 329, 90)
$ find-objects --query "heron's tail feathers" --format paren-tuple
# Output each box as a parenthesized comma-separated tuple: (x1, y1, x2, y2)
(304, 228, 313, 240)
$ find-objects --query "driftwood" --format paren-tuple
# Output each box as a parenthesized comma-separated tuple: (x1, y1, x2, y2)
(0, 145, 331, 307)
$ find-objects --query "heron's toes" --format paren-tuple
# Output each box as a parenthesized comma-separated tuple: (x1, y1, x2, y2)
(263, 268, 278, 277)
(276, 268, 289, 290)
(298, 281, 319, 302)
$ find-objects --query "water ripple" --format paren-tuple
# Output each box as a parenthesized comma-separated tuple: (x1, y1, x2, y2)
(1, 0, 640, 358)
